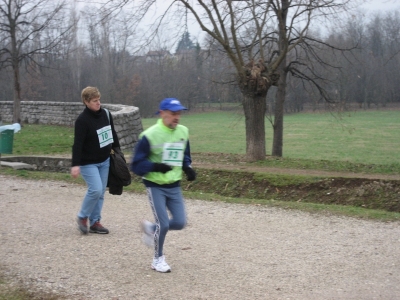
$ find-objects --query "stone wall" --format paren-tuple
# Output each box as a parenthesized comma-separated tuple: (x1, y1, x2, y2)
(0, 101, 143, 151)
(1, 156, 73, 172)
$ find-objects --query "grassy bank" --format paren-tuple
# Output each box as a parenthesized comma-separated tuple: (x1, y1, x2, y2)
(1, 109, 399, 217)
(2, 162, 400, 221)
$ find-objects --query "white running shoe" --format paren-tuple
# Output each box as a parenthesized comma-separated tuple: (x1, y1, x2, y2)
(151, 255, 171, 273)
(141, 219, 155, 247)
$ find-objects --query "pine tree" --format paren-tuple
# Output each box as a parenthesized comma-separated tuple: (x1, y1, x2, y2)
(175, 32, 196, 53)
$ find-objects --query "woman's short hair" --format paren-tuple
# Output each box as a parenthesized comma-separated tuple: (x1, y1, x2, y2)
(81, 86, 101, 104)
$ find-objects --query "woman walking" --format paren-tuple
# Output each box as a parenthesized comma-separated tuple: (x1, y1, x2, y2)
(71, 86, 120, 234)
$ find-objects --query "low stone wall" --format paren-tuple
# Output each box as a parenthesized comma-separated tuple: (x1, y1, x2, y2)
(0, 156, 72, 172)
(0, 156, 134, 173)
(0, 101, 143, 151)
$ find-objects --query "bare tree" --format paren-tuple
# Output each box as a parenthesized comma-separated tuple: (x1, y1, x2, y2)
(169, 0, 354, 161)
(0, 0, 74, 123)
(80, 1, 309, 159)
(168, 1, 281, 161)
(99, 0, 353, 160)
(271, 0, 358, 156)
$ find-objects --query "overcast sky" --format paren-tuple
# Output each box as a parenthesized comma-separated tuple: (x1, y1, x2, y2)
(76, 0, 400, 52)
(181, 0, 400, 47)
(359, 0, 400, 11)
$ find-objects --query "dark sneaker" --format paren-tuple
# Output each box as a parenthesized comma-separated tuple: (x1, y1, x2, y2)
(89, 221, 109, 234)
(77, 217, 88, 234)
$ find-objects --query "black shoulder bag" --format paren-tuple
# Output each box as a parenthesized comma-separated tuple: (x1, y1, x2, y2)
(105, 109, 132, 195)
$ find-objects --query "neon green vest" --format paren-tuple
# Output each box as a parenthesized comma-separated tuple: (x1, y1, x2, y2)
(141, 119, 189, 185)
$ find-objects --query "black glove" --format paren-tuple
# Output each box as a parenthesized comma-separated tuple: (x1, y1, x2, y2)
(183, 166, 196, 181)
(153, 163, 172, 173)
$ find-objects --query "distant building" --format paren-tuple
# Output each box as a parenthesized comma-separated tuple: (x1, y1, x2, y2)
(145, 50, 172, 63)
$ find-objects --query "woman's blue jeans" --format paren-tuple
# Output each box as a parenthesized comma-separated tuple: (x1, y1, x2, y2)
(77, 157, 110, 226)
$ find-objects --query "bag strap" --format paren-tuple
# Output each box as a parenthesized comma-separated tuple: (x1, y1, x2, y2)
(104, 108, 110, 124)
(104, 108, 113, 154)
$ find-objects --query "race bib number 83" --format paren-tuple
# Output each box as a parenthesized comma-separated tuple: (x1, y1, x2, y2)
(97, 125, 114, 148)
(162, 142, 184, 166)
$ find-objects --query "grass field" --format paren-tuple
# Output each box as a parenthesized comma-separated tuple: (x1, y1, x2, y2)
(3, 109, 399, 167)
(7, 124, 75, 155)
(142, 109, 400, 165)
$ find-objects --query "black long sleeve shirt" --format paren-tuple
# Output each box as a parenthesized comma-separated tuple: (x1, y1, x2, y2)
(71, 107, 120, 166)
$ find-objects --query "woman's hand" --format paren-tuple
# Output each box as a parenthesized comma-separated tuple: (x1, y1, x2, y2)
(70, 166, 80, 178)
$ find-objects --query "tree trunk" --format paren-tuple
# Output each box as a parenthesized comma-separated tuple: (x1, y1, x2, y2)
(12, 42, 21, 123)
(272, 0, 289, 158)
(272, 60, 287, 157)
(12, 66, 21, 123)
(242, 94, 267, 161)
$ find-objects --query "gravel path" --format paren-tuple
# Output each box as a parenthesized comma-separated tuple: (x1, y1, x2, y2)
(1, 175, 400, 299)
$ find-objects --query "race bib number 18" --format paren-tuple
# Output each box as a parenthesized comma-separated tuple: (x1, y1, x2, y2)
(162, 142, 184, 166)
(97, 125, 114, 148)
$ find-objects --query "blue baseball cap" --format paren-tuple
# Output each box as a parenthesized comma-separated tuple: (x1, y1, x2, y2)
(156, 98, 187, 114)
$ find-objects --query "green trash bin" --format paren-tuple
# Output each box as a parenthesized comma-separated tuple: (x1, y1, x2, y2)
(0, 129, 14, 154)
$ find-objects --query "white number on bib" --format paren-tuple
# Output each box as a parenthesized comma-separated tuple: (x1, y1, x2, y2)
(162, 142, 184, 166)
(97, 125, 114, 148)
